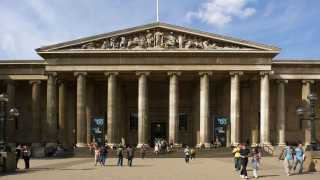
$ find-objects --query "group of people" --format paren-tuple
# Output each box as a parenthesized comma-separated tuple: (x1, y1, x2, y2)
(15, 144, 32, 169)
(153, 138, 173, 156)
(183, 146, 196, 163)
(280, 143, 305, 176)
(90, 143, 135, 167)
(232, 144, 261, 179)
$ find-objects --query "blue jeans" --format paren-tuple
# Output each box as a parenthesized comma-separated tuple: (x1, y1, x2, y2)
(117, 156, 123, 166)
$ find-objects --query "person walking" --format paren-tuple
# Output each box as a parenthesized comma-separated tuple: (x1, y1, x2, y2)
(127, 145, 134, 166)
(239, 144, 250, 179)
(94, 146, 100, 166)
(293, 143, 305, 174)
(190, 147, 196, 160)
(251, 145, 262, 178)
(21, 145, 31, 169)
(232, 144, 241, 171)
(117, 145, 124, 166)
(154, 144, 159, 158)
(184, 146, 191, 163)
(140, 144, 146, 159)
(279, 143, 294, 176)
(15, 144, 21, 169)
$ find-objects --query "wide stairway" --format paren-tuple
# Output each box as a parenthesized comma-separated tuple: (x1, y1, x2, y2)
(73, 147, 235, 158)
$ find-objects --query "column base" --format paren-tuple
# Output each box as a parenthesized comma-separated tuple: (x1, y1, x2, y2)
(173, 143, 183, 148)
(31, 144, 46, 158)
(76, 143, 88, 148)
(137, 143, 150, 148)
(196, 143, 212, 149)
(277, 143, 286, 147)
(107, 143, 121, 149)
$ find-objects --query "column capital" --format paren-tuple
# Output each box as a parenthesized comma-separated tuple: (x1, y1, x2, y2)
(198, 71, 212, 76)
(167, 71, 181, 76)
(104, 72, 119, 77)
(136, 71, 150, 76)
(276, 79, 288, 84)
(74, 72, 87, 77)
(47, 72, 58, 77)
(229, 71, 243, 76)
(302, 80, 315, 84)
(259, 71, 274, 76)
(29, 80, 42, 85)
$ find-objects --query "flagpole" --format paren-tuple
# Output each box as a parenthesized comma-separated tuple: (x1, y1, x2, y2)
(156, 0, 159, 22)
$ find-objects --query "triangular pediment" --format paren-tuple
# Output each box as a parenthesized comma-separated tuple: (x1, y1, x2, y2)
(36, 22, 280, 53)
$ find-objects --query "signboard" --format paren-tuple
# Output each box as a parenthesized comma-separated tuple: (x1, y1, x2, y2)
(92, 118, 105, 146)
(213, 116, 229, 146)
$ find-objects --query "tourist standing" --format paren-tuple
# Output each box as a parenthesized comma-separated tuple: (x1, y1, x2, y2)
(100, 146, 108, 166)
(21, 145, 31, 169)
(232, 144, 241, 171)
(280, 143, 294, 176)
(15, 144, 21, 169)
(117, 145, 124, 166)
(239, 144, 250, 179)
(251, 146, 261, 178)
(140, 144, 146, 159)
(127, 145, 134, 166)
(293, 143, 305, 174)
(184, 146, 190, 163)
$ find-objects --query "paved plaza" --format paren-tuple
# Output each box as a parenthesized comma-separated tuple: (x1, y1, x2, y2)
(1, 157, 319, 180)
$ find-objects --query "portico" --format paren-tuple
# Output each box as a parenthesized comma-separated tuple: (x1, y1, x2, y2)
(0, 23, 319, 153)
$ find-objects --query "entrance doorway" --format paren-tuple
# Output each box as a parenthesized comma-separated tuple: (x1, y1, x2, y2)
(214, 117, 228, 147)
(151, 122, 167, 145)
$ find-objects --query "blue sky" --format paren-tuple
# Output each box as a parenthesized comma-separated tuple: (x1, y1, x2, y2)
(0, 0, 319, 60)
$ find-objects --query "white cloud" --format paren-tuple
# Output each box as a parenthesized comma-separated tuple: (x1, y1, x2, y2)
(187, 0, 256, 27)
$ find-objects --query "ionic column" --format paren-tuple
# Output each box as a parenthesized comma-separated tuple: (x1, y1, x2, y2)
(75, 72, 87, 147)
(277, 80, 288, 146)
(6, 80, 15, 143)
(302, 80, 314, 146)
(137, 72, 150, 148)
(30, 80, 42, 144)
(260, 71, 271, 145)
(105, 72, 119, 146)
(168, 72, 181, 146)
(58, 79, 68, 147)
(46, 72, 58, 144)
(198, 71, 212, 148)
(86, 81, 94, 145)
(230, 71, 243, 145)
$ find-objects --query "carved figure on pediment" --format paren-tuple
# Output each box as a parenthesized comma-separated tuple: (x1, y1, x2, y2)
(178, 35, 185, 48)
(119, 37, 127, 48)
(154, 31, 164, 47)
(203, 41, 218, 49)
(138, 35, 146, 48)
(194, 39, 204, 49)
(81, 42, 95, 49)
(101, 39, 110, 49)
(146, 30, 154, 48)
(165, 32, 177, 48)
(110, 37, 116, 49)
(127, 36, 140, 48)
(185, 39, 195, 49)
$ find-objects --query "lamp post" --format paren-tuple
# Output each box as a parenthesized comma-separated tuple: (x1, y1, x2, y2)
(0, 93, 19, 152)
(296, 92, 319, 150)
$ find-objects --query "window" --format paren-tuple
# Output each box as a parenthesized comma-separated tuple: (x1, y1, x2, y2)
(129, 112, 138, 130)
(179, 113, 188, 131)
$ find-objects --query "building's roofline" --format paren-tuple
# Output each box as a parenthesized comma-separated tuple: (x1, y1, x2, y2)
(273, 59, 320, 64)
(0, 60, 46, 65)
(36, 22, 280, 52)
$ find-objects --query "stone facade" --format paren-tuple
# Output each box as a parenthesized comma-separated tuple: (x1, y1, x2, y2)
(0, 23, 319, 149)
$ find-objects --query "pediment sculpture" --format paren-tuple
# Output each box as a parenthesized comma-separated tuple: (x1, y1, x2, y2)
(68, 28, 256, 51)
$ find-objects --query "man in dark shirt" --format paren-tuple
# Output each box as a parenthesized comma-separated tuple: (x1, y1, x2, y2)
(127, 145, 134, 166)
(240, 144, 250, 179)
(15, 144, 21, 169)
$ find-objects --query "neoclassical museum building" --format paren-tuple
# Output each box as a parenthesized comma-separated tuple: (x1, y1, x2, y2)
(1, 22, 319, 151)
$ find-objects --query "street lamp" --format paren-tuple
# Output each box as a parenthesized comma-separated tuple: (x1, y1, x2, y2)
(296, 92, 319, 150)
(0, 93, 19, 152)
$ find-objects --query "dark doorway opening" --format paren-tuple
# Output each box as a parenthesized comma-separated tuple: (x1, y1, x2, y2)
(151, 122, 167, 145)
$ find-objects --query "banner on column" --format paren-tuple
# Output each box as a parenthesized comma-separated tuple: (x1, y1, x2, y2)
(91, 117, 105, 147)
